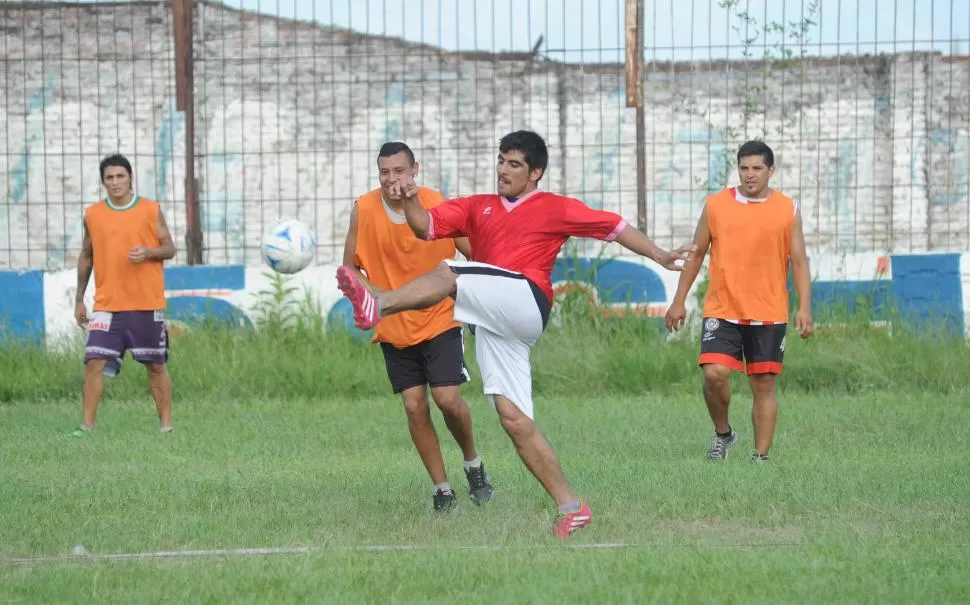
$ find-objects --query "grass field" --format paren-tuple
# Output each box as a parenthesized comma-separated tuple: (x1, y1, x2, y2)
(2, 296, 969, 603)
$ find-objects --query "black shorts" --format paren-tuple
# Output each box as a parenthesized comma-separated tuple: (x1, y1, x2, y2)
(380, 326, 470, 394)
(698, 317, 787, 375)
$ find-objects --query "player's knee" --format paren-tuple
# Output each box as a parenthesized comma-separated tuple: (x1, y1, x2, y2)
(702, 364, 731, 386)
(495, 398, 534, 438)
(431, 387, 464, 412)
(145, 362, 167, 376)
(401, 391, 431, 418)
(84, 359, 107, 376)
(748, 373, 776, 394)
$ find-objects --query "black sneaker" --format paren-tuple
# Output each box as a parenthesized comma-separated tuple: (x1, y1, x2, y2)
(433, 488, 457, 512)
(464, 462, 493, 504)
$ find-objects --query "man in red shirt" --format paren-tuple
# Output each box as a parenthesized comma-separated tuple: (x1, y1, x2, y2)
(337, 130, 695, 539)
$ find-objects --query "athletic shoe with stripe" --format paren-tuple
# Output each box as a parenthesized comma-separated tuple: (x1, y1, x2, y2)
(553, 500, 592, 539)
(336, 266, 381, 330)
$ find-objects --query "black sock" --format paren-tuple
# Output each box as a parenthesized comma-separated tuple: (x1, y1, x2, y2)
(716, 426, 733, 438)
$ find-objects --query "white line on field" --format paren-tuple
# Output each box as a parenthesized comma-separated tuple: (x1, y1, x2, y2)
(0, 541, 806, 565)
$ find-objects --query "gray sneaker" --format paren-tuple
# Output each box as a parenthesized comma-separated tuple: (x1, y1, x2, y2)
(706, 430, 738, 461)
(464, 462, 493, 504)
(751, 452, 769, 463)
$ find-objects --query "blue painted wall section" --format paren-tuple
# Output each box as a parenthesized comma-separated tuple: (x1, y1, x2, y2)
(551, 257, 667, 305)
(0, 254, 966, 346)
(0, 270, 45, 344)
(890, 254, 964, 336)
(164, 265, 252, 329)
(165, 265, 245, 291)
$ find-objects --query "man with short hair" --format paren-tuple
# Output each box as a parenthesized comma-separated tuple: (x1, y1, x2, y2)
(336, 130, 695, 538)
(664, 140, 814, 463)
(343, 141, 492, 512)
(73, 154, 177, 436)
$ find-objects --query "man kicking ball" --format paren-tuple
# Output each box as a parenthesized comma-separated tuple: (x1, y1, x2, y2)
(337, 130, 696, 538)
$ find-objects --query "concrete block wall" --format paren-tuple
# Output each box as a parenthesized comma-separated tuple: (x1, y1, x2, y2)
(2, 2, 969, 271)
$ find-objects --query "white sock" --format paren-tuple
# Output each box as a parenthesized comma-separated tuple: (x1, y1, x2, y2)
(434, 482, 452, 493)
(463, 457, 482, 471)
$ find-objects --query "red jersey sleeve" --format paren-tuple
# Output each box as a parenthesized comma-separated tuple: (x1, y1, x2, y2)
(556, 196, 628, 241)
(427, 196, 475, 240)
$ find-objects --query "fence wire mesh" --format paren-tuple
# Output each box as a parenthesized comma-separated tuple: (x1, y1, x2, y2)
(2, 0, 969, 269)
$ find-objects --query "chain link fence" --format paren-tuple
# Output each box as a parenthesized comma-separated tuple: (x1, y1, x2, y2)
(2, 0, 968, 269)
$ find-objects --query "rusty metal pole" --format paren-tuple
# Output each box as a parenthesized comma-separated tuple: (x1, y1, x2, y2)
(172, 0, 203, 264)
(634, 0, 647, 234)
(626, 0, 647, 233)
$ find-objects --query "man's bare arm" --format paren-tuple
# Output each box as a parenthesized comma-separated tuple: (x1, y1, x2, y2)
(342, 204, 370, 281)
(790, 206, 812, 317)
(149, 208, 177, 261)
(76, 220, 93, 304)
(671, 205, 712, 305)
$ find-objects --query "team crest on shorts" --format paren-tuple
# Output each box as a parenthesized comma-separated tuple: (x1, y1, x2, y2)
(704, 318, 720, 332)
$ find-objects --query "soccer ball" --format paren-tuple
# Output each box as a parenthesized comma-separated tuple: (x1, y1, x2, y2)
(261, 219, 316, 274)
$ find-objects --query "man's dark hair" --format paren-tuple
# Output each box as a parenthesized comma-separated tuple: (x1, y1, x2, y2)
(737, 140, 774, 167)
(499, 130, 548, 182)
(99, 154, 133, 181)
(377, 141, 415, 165)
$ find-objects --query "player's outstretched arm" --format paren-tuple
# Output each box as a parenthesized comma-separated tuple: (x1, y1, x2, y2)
(790, 206, 814, 338)
(664, 205, 711, 332)
(613, 225, 696, 272)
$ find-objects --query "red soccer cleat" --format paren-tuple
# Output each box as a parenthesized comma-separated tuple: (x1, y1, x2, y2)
(553, 500, 592, 539)
(336, 266, 380, 330)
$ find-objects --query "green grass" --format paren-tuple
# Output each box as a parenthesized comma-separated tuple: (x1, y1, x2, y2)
(1, 391, 969, 604)
(2, 282, 969, 602)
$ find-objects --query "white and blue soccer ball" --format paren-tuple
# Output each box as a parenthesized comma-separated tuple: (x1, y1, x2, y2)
(261, 219, 316, 274)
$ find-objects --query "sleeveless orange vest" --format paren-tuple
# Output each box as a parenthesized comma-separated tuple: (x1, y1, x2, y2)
(353, 187, 460, 348)
(85, 196, 166, 312)
(702, 187, 796, 323)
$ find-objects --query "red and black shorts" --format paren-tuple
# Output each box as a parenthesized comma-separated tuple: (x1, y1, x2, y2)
(697, 317, 786, 375)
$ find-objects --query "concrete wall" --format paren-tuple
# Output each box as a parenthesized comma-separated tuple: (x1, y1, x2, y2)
(2, 1, 969, 271)
(1, 252, 968, 347)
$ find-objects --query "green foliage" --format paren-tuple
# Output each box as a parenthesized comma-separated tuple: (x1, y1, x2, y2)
(1, 269, 967, 404)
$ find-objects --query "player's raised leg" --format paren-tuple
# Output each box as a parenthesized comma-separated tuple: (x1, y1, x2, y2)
(337, 262, 456, 330)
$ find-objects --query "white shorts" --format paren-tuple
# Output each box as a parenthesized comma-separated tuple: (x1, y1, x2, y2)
(446, 261, 550, 420)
